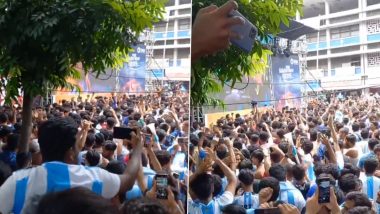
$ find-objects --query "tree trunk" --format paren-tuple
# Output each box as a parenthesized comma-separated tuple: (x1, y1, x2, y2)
(18, 93, 33, 153)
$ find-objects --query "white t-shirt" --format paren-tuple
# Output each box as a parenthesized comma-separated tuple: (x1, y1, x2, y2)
(0, 161, 120, 214)
(188, 191, 234, 214)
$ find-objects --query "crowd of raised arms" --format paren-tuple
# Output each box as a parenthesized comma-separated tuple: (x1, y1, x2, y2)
(0, 84, 189, 214)
(189, 93, 380, 214)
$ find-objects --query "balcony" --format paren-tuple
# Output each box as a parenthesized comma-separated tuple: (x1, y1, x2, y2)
(368, 33, 380, 42)
(307, 41, 328, 51)
(330, 36, 360, 48)
(154, 30, 190, 40)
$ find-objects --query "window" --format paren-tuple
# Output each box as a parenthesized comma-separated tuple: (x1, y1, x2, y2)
(179, 0, 191, 4)
(177, 48, 190, 59)
(178, 39, 190, 44)
(330, 25, 359, 39)
(154, 41, 165, 46)
(154, 21, 174, 32)
(306, 31, 327, 43)
(166, 0, 175, 6)
(323, 70, 328, 77)
(330, 15, 358, 24)
(368, 0, 380, 6)
(166, 40, 174, 45)
(178, 9, 191, 15)
(331, 69, 336, 76)
(178, 19, 190, 30)
(153, 49, 164, 58)
(169, 10, 175, 16)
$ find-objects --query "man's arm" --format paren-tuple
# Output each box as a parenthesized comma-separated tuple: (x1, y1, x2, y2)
(118, 129, 143, 194)
(212, 149, 237, 195)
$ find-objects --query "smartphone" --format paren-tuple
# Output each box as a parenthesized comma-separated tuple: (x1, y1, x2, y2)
(113, 127, 134, 140)
(317, 177, 330, 203)
(156, 173, 168, 199)
(144, 134, 151, 147)
(254, 208, 281, 214)
(228, 10, 257, 53)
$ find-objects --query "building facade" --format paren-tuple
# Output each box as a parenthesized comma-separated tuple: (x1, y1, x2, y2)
(147, 0, 191, 85)
(299, 0, 380, 94)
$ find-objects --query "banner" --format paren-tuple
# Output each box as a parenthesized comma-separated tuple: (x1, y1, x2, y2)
(202, 71, 272, 114)
(271, 55, 302, 110)
(119, 44, 146, 93)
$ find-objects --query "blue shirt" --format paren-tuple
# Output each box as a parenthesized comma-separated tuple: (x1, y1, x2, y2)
(0, 151, 17, 170)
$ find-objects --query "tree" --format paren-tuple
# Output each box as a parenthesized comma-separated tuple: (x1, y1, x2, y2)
(191, 0, 303, 107)
(0, 0, 166, 153)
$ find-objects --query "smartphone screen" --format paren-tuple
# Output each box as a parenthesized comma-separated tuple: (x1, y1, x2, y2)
(318, 177, 330, 203)
(156, 174, 168, 199)
(144, 134, 151, 147)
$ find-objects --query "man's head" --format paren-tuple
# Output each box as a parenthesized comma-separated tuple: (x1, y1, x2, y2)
(364, 158, 378, 175)
(258, 177, 280, 202)
(338, 174, 362, 195)
(344, 134, 357, 148)
(292, 165, 306, 182)
(38, 117, 78, 163)
(121, 197, 167, 214)
(154, 150, 171, 169)
(221, 204, 246, 214)
(102, 141, 117, 160)
(250, 149, 264, 166)
(368, 139, 379, 151)
(190, 173, 214, 202)
(269, 164, 286, 182)
(238, 169, 254, 187)
(343, 192, 372, 213)
(339, 127, 349, 140)
(37, 187, 118, 214)
(258, 132, 269, 145)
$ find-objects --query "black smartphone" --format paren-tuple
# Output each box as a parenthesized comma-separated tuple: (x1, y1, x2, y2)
(317, 177, 330, 203)
(254, 208, 281, 214)
(113, 127, 134, 140)
(156, 173, 168, 199)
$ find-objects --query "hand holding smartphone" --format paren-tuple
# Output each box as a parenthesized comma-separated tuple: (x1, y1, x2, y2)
(317, 177, 330, 204)
(156, 173, 169, 199)
(228, 10, 257, 53)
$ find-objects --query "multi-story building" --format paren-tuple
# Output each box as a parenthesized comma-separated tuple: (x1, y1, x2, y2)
(299, 0, 380, 94)
(147, 0, 191, 84)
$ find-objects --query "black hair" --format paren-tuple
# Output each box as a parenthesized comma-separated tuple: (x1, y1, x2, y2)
(278, 142, 289, 154)
(302, 140, 313, 155)
(238, 169, 254, 186)
(190, 173, 214, 201)
(16, 152, 32, 170)
(156, 129, 166, 142)
(221, 204, 247, 214)
(3, 133, 19, 151)
(258, 177, 280, 202)
(346, 134, 357, 145)
(240, 149, 250, 159)
(37, 187, 118, 214)
(212, 174, 223, 197)
(364, 158, 379, 175)
(352, 123, 360, 132)
(121, 197, 167, 214)
(345, 192, 372, 209)
(94, 133, 105, 148)
(346, 206, 372, 214)
(106, 118, 116, 129)
(154, 150, 171, 167)
(238, 159, 254, 171)
(0, 112, 8, 123)
(309, 129, 318, 142)
(314, 163, 341, 180)
(292, 165, 306, 181)
(250, 134, 259, 144)
(338, 174, 361, 194)
(259, 132, 269, 143)
(38, 117, 78, 162)
(361, 129, 370, 139)
(104, 141, 117, 151)
(368, 138, 379, 151)
(106, 160, 126, 175)
(340, 163, 361, 177)
(85, 150, 100, 167)
(85, 133, 96, 148)
(269, 164, 286, 181)
(250, 149, 264, 163)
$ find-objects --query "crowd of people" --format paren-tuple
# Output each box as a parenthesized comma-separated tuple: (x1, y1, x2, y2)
(0, 85, 189, 214)
(189, 94, 380, 214)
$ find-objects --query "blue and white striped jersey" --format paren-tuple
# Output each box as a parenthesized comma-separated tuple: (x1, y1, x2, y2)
(188, 191, 234, 214)
(234, 192, 259, 210)
(278, 181, 306, 211)
(0, 161, 120, 214)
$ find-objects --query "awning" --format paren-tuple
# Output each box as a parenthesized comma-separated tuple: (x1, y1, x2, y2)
(278, 20, 318, 40)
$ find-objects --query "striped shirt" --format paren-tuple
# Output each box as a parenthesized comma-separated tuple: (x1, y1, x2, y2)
(234, 192, 259, 210)
(278, 181, 306, 211)
(188, 191, 234, 214)
(0, 161, 120, 214)
(360, 174, 380, 211)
